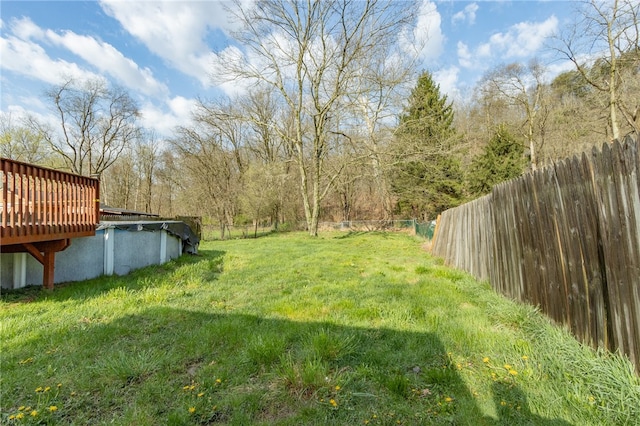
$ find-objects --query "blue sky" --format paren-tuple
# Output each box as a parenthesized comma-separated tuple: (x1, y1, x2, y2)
(1, 1, 578, 138)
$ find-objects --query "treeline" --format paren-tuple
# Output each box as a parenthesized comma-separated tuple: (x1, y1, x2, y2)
(1, 0, 638, 237)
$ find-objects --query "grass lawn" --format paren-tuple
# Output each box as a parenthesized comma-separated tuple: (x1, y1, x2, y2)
(1, 231, 638, 425)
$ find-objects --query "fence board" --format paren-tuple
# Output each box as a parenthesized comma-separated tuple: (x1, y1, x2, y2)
(431, 137, 640, 373)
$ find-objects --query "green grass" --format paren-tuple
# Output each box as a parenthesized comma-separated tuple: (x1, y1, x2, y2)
(1, 231, 638, 425)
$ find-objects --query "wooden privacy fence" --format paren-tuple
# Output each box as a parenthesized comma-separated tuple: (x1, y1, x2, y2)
(431, 138, 640, 372)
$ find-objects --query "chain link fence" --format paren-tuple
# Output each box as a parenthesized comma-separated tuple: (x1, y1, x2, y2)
(319, 219, 436, 239)
(414, 220, 437, 239)
(202, 219, 437, 240)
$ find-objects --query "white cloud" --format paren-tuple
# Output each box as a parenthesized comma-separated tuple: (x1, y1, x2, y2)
(1, 16, 187, 138)
(413, 0, 445, 62)
(433, 66, 461, 100)
(3, 103, 61, 131)
(457, 15, 559, 70)
(99, 0, 233, 88)
(544, 58, 577, 82)
(1, 31, 100, 84)
(44, 29, 169, 98)
(16, 95, 48, 112)
(452, 3, 479, 25)
(1, 17, 168, 99)
(139, 96, 197, 137)
(11, 16, 45, 40)
(457, 41, 473, 69)
(209, 45, 255, 97)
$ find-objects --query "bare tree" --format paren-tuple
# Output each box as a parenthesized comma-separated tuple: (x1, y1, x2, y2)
(219, 0, 417, 235)
(37, 78, 140, 176)
(135, 131, 161, 213)
(555, 0, 640, 140)
(0, 112, 52, 164)
(239, 88, 299, 226)
(171, 99, 246, 238)
(155, 150, 181, 217)
(479, 60, 549, 170)
(101, 150, 136, 209)
(346, 46, 415, 219)
(241, 88, 291, 165)
(193, 97, 248, 175)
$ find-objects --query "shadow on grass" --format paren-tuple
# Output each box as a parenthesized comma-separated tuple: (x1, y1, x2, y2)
(0, 249, 226, 304)
(492, 381, 572, 426)
(3, 305, 573, 425)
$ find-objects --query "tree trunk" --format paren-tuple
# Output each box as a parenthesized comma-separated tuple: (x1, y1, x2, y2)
(309, 172, 321, 237)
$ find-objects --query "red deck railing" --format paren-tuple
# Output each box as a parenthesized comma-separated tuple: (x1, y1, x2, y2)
(1, 158, 100, 246)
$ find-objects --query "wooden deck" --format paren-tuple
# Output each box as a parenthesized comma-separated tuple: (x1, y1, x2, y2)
(1, 158, 100, 289)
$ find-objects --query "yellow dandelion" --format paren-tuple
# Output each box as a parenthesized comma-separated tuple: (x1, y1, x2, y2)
(70, 391, 76, 396)
(44, 386, 51, 392)
(189, 407, 196, 414)
(444, 397, 453, 402)
(329, 399, 338, 407)
(335, 385, 341, 391)
(508, 369, 518, 376)
(364, 421, 370, 425)
(49, 406, 58, 412)
(57, 383, 63, 388)
(503, 364, 512, 370)
(373, 414, 377, 418)
(30, 410, 38, 417)
(18, 406, 25, 411)
(197, 392, 205, 397)
(215, 378, 222, 384)
(189, 385, 195, 390)
(16, 413, 25, 420)
(500, 401, 507, 406)
(9, 415, 16, 420)
(521, 355, 529, 360)
(482, 357, 490, 363)
(183, 385, 190, 391)
(35, 386, 44, 393)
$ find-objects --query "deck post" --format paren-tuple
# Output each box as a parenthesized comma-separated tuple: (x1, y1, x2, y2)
(42, 251, 56, 290)
(17, 239, 70, 290)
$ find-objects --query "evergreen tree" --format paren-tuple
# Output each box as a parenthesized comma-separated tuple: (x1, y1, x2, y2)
(467, 124, 525, 196)
(397, 71, 455, 144)
(390, 71, 465, 220)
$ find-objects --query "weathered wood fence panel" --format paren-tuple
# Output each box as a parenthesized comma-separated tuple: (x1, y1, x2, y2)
(431, 195, 493, 282)
(431, 138, 640, 372)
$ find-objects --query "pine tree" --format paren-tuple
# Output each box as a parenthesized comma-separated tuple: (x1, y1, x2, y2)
(390, 71, 465, 220)
(467, 124, 525, 196)
(398, 71, 455, 144)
